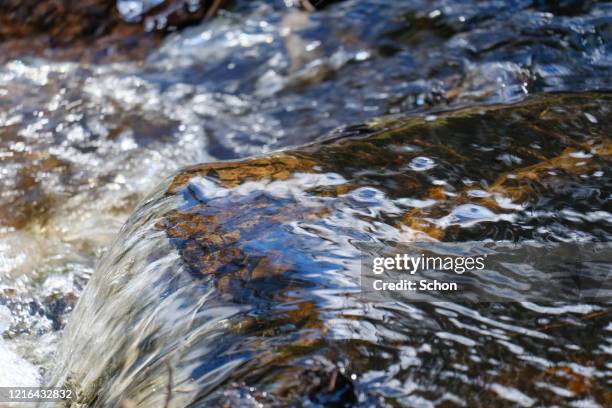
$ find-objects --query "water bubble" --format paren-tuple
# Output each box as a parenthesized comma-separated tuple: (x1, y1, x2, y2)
(348, 187, 385, 204)
(451, 204, 496, 221)
(409, 156, 436, 171)
(467, 189, 490, 198)
(437, 204, 510, 227)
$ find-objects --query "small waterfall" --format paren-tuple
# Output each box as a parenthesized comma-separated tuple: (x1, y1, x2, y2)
(48, 178, 248, 407)
(45, 94, 612, 407)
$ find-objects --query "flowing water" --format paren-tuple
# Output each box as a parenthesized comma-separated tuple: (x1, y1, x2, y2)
(0, 0, 610, 406)
(49, 93, 612, 407)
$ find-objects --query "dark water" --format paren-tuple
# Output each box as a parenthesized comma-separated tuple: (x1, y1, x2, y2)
(0, 0, 610, 406)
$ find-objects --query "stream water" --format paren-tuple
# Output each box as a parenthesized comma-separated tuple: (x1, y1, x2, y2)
(0, 0, 610, 407)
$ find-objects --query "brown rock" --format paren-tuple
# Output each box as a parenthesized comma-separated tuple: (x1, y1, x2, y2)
(0, 0, 229, 63)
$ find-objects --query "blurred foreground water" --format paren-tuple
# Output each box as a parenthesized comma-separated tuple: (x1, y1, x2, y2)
(0, 0, 610, 406)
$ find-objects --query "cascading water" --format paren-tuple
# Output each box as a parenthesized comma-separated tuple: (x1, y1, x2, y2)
(0, 0, 610, 406)
(47, 94, 611, 407)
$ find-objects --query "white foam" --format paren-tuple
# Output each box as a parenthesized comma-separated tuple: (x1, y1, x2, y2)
(0, 340, 40, 388)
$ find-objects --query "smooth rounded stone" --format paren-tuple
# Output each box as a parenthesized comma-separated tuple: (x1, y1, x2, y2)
(49, 93, 612, 407)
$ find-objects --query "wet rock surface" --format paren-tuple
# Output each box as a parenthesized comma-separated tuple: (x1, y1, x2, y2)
(0, 0, 342, 63)
(0, 0, 229, 62)
(51, 93, 611, 407)
(0, 0, 610, 404)
(1, 0, 610, 234)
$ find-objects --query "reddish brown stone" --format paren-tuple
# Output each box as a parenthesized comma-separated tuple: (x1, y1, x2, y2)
(0, 0, 229, 63)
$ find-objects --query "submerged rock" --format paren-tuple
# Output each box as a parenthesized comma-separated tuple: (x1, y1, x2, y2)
(50, 93, 611, 406)
(0, 0, 229, 62)
(0, 0, 340, 63)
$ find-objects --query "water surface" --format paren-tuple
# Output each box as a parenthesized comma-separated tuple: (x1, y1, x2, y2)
(52, 93, 612, 407)
(0, 0, 610, 406)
